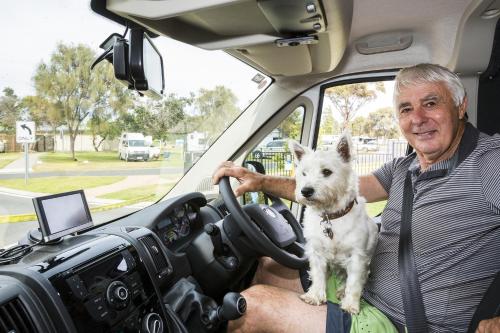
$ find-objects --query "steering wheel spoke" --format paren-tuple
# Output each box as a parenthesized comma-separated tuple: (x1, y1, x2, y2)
(219, 177, 308, 269)
(286, 241, 305, 257)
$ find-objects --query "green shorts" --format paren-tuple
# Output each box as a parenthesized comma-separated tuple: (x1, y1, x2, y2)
(326, 274, 400, 333)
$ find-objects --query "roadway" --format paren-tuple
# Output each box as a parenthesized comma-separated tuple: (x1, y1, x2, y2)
(0, 194, 145, 248)
(0, 166, 183, 179)
(0, 164, 182, 248)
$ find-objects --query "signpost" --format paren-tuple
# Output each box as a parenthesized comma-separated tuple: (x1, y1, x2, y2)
(16, 121, 36, 184)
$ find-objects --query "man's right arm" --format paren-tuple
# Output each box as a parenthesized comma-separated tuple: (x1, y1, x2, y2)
(213, 161, 388, 203)
(212, 161, 297, 200)
(360, 174, 389, 203)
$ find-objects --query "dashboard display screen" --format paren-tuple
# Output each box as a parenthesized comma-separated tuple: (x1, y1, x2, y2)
(79, 252, 129, 286)
(33, 190, 93, 242)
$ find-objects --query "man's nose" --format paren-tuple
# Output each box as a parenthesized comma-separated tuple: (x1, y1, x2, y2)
(410, 106, 427, 125)
(301, 187, 314, 198)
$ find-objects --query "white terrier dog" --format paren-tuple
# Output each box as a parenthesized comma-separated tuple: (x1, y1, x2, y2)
(290, 133, 378, 314)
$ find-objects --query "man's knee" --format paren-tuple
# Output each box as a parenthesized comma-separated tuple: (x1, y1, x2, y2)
(228, 284, 327, 333)
(227, 284, 274, 332)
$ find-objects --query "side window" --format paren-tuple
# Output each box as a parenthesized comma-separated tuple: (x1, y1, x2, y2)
(243, 106, 305, 204)
(317, 80, 407, 215)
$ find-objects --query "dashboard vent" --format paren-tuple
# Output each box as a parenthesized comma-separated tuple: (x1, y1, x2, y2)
(139, 235, 170, 279)
(0, 297, 37, 333)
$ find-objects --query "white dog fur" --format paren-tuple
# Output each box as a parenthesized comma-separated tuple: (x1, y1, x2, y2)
(290, 133, 378, 314)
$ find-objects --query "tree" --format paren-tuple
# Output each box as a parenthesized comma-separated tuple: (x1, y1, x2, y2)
(89, 117, 121, 151)
(350, 116, 369, 137)
(30, 43, 132, 160)
(118, 94, 191, 143)
(319, 105, 341, 138)
(23, 95, 64, 143)
(325, 82, 385, 129)
(279, 107, 304, 140)
(365, 106, 400, 139)
(0, 87, 22, 132)
(195, 86, 240, 145)
(89, 63, 135, 151)
(145, 94, 191, 141)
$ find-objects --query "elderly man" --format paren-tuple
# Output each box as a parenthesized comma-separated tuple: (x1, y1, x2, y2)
(213, 64, 500, 333)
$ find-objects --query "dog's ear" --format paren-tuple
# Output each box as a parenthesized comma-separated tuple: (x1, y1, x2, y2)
(337, 131, 353, 162)
(289, 139, 310, 162)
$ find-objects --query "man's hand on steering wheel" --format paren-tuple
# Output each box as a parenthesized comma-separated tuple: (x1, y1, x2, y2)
(213, 161, 307, 270)
(212, 161, 264, 197)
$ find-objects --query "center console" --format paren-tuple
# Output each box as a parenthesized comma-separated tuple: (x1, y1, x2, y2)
(30, 233, 170, 332)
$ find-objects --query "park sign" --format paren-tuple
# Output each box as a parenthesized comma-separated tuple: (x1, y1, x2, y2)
(16, 121, 36, 143)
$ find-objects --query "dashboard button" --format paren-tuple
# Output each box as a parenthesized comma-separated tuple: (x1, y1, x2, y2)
(85, 296, 109, 321)
(66, 275, 89, 300)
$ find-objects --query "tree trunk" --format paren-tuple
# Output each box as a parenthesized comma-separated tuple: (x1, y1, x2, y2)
(70, 135, 76, 160)
(52, 127, 57, 152)
(92, 135, 99, 152)
(92, 135, 105, 152)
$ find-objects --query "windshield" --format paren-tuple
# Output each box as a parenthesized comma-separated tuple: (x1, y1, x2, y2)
(129, 140, 146, 147)
(0, 0, 270, 247)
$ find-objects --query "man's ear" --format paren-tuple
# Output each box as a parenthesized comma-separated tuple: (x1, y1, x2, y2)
(337, 131, 353, 162)
(288, 139, 310, 162)
(458, 96, 468, 120)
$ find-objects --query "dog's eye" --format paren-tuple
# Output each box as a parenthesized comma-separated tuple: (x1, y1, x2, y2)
(322, 169, 332, 177)
(302, 172, 306, 176)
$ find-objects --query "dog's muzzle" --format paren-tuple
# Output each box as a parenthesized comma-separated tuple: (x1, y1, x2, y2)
(301, 187, 314, 198)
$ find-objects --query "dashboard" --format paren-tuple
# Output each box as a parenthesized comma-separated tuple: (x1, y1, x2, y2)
(156, 202, 200, 248)
(0, 192, 255, 333)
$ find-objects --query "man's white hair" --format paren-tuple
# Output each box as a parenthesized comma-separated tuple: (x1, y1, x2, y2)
(393, 63, 466, 108)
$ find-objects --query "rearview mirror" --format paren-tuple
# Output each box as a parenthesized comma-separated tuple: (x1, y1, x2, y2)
(129, 28, 165, 97)
(92, 28, 165, 98)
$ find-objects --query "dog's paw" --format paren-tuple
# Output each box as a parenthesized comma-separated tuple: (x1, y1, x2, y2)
(299, 290, 326, 305)
(340, 297, 360, 315)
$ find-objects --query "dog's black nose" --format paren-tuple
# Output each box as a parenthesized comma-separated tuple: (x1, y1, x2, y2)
(301, 187, 314, 198)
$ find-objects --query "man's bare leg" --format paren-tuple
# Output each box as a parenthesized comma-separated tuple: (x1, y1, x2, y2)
(252, 257, 304, 292)
(227, 257, 326, 332)
(228, 284, 327, 333)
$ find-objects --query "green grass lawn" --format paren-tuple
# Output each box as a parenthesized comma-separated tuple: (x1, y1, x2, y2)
(0, 152, 22, 169)
(366, 200, 386, 217)
(0, 176, 125, 193)
(98, 182, 176, 201)
(34, 150, 184, 172)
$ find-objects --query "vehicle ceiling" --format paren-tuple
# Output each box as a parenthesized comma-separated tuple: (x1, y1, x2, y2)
(93, 0, 500, 93)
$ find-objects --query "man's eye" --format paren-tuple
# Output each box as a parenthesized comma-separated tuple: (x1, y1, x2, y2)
(424, 101, 436, 107)
(322, 169, 332, 177)
(399, 107, 411, 114)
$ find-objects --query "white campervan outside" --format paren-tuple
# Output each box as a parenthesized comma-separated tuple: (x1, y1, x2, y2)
(118, 132, 150, 161)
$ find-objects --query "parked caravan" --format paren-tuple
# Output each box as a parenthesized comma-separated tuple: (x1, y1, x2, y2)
(118, 132, 149, 161)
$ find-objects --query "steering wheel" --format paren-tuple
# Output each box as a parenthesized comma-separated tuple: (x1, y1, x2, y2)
(218, 176, 308, 270)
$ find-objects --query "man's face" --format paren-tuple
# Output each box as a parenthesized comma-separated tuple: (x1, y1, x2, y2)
(396, 81, 466, 163)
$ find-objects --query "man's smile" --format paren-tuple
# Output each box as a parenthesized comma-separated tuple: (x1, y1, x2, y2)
(413, 130, 437, 140)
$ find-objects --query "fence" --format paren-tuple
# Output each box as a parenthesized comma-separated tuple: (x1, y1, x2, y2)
(0, 133, 54, 152)
(248, 152, 294, 177)
(248, 140, 408, 177)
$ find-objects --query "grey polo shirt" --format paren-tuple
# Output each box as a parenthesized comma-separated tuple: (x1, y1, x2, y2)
(363, 123, 500, 332)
